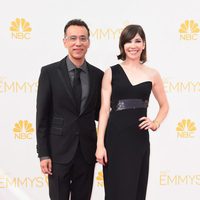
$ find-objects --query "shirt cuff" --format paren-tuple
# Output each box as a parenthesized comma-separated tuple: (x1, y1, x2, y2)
(40, 156, 50, 161)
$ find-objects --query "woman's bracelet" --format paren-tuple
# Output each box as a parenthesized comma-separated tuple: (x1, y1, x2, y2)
(153, 120, 160, 130)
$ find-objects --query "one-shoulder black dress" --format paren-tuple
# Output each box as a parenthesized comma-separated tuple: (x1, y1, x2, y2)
(103, 64, 152, 200)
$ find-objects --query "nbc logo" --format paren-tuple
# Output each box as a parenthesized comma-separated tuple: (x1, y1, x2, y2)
(96, 171, 104, 187)
(13, 120, 34, 140)
(10, 18, 32, 39)
(179, 20, 200, 40)
(176, 119, 196, 138)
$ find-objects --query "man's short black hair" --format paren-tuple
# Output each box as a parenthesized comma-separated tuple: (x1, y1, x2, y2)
(64, 19, 90, 37)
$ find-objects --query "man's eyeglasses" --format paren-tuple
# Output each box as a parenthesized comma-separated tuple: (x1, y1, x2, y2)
(65, 35, 89, 43)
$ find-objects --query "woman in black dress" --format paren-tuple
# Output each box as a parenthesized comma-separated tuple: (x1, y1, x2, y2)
(96, 25, 169, 200)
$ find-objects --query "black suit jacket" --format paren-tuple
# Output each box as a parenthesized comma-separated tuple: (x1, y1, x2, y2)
(36, 57, 103, 164)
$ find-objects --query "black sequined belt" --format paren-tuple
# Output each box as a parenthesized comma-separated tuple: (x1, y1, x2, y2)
(112, 99, 149, 111)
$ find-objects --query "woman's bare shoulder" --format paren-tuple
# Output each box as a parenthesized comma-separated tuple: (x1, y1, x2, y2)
(143, 64, 160, 77)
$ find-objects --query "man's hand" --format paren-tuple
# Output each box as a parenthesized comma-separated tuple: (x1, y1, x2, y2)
(40, 159, 52, 175)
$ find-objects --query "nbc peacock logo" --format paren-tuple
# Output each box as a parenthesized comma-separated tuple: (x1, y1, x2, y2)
(176, 119, 197, 138)
(13, 120, 34, 140)
(96, 171, 104, 187)
(179, 20, 200, 40)
(10, 18, 32, 39)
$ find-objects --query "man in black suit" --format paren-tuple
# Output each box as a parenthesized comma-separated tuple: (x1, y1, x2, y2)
(36, 19, 103, 200)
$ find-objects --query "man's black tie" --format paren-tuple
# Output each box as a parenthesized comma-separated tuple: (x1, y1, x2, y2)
(73, 68, 82, 113)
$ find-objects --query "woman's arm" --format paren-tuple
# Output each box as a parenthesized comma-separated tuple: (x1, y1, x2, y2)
(96, 68, 112, 165)
(139, 69, 169, 131)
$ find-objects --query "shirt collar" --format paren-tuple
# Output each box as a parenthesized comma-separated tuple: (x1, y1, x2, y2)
(66, 56, 87, 72)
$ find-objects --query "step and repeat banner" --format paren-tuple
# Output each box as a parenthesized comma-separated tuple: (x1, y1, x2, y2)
(0, 0, 200, 199)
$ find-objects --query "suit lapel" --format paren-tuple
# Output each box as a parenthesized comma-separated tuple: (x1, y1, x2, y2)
(81, 63, 95, 114)
(57, 58, 76, 109)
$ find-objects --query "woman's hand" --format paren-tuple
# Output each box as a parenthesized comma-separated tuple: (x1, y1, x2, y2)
(138, 116, 159, 131)
(96, 145, 108, 166)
